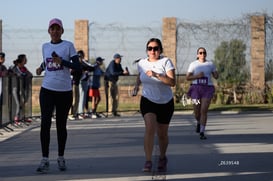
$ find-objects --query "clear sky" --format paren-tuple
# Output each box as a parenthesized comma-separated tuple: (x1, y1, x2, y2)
(1, 0, 273, 29)
(1, 0, 273, 74)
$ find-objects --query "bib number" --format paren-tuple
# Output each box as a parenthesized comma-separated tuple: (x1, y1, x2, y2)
(197, 77, 208, 85)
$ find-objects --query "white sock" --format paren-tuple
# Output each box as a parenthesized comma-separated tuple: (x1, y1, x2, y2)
(42, 157, 49, 161)
(200, 125, 206, 133)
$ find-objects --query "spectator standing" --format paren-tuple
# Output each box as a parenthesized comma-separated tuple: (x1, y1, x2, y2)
(8, 54, 33, 124)
(0, 52, 8, 111)
(88, 57, 104, 118)
(69, 59, 83, 120)
(35, 18, 81, 173)
(104, 53, 129, 116)
(0, 52, 7, 76)
(133, 38, 176, 172)
(78, 50, 95, 117)
(186, 47, 218, 140)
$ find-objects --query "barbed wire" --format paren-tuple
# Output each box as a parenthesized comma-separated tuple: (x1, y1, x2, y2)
(2, 13, 273, 75)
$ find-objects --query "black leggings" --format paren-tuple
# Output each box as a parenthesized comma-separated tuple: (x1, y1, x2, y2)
(39, 87, 72, 157)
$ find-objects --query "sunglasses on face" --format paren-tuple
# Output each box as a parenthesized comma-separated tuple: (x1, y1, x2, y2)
(147, 46, 159, 51)
(198, 51, 206, 55)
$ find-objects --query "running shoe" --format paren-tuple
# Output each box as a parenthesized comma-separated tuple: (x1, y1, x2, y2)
(157, 156, 168, 172)
(142, 161, 152, 172)
(91, 113, 97, 119)
(57, 157, 67, 171)
(24, 118, 32, 123)
(200, 132, 207, 140)
(36, 158, 49, 173)
(68, 115, 75, 121)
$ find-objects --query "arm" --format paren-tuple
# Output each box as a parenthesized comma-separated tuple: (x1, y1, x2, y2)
(36, 62, 45, 75)
(186, 72, 204, 81)
(152, 69, 176, 87)
(132, 73, 141, 96)
(52, 53, 81, 71)
(212, 70, 219, 79)
(60, 55, 81, 71)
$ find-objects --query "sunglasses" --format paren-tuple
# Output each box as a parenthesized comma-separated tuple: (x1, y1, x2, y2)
(199, 51, 206, 55)
(147, 46, 160, 51)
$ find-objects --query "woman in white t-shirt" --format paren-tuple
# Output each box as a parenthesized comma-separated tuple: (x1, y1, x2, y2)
(133, 38, 176, 173)
(186, 47, 218, 140)
(35, 18, 81, 173)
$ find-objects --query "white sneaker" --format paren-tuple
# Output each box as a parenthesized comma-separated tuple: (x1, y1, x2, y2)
(68, 115, 75, 120)
(77, 115, 84, 120)
(91, 114, 97, 119)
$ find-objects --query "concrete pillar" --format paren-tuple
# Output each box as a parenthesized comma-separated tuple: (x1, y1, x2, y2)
(162, 17, 177, 68)
(74, 20, 89, 60)
(251, 16, 265, 90)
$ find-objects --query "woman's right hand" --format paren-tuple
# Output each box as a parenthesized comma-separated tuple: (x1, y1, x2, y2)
(196, 72, 204, 78)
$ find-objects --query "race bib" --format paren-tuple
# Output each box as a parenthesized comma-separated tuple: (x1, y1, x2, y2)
(197, 77, 208, 85)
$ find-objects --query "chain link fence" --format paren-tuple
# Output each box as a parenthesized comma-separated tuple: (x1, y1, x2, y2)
(1, 13, 273, 123)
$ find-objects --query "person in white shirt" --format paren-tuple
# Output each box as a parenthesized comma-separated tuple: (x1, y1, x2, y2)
(133, 38, 175, 173)
(186, 47, 218, 140)
(36, 18, 81, 173)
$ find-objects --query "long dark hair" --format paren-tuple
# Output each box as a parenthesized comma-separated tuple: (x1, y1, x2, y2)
(13, 54, 26, 65)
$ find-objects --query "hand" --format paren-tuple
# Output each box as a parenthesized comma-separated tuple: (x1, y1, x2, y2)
(132, 86, 139, 96)
(145, 70, 153, 77)
(52, 51, 62, 65)
(52, 56, 62, 65)
(197, 72, 204, 78)
(123, 69, 129, 75)
(36, 67, 42, 75)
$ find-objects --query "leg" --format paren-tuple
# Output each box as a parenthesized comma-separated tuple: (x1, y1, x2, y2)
(143, 113, 157, 162)
(12, 87, 20, 120)
(199, 98, 211, 139)
(193, 103, 201, 133)
(193, 103, 201, 123)
(200, 98, 211, 127)
(55, 91, 72, 157)
(110, 82, 119, 115)
(74, 85, 80, 116)
(104, 81, 109, 114)
(91, 96, 95, 112)
(39, 88, 55, 158)
(157, 123, 169, 159)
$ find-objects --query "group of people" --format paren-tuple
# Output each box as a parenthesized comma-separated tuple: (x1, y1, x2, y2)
(35, 18, 218, 174)
(68, 50, 105, 120)
(0, 52, 33, 124)
(68, 50, 129, 120)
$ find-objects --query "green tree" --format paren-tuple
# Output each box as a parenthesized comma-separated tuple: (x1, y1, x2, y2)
(214, 39, 249, 104)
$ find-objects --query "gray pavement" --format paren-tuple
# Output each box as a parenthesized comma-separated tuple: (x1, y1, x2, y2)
(0, 111, 273, 181)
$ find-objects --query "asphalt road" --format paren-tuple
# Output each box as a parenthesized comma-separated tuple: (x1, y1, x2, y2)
(0, 111, 273, 181)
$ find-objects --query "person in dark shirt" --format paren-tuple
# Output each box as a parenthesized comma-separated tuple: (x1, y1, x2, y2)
(0, 52, 8, 113)
(88, 57, 104, 118)
(104, 53, 129, 116)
